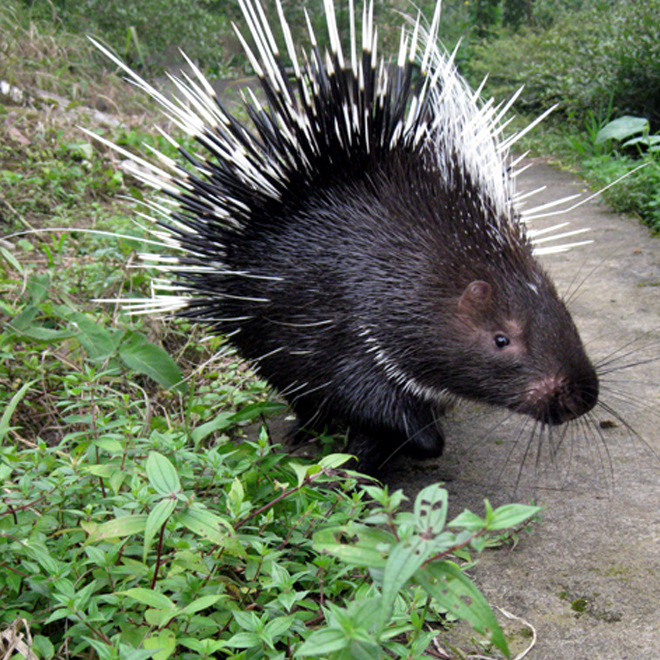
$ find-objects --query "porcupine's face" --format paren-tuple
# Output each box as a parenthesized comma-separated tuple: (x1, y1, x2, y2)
(442, 268, 600, 425)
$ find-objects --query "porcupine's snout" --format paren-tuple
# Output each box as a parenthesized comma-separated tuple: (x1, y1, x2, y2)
(522, 367, 599, 425)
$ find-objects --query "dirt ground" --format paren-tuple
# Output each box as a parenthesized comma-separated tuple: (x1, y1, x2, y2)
(383, 160, 660, 659)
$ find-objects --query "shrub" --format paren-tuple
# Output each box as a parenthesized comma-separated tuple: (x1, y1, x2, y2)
(466, 0, 660, 129)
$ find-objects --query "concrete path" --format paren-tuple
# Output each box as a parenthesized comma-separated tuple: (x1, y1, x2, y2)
(385, 159, 659, 659)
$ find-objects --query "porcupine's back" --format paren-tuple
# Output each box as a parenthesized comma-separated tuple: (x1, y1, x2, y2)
(92, 0, 598, 472)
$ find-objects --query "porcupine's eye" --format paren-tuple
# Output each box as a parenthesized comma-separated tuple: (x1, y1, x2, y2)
(494, 334, 510, 349)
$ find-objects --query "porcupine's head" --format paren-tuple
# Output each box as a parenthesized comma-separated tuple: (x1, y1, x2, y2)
(87, 0, 599, 428)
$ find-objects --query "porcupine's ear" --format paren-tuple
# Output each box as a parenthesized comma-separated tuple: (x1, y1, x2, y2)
(457, 281, 493, 322)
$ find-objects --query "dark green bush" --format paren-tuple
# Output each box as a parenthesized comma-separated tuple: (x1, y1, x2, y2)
(467, 0, 660, 129)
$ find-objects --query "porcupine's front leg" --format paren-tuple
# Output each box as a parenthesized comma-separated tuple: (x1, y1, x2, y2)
(344, 398, 445, 475)
(287, 373, 445, 475)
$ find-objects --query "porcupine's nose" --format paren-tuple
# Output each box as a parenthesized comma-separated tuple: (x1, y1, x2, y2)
(523, 368, 599, 425)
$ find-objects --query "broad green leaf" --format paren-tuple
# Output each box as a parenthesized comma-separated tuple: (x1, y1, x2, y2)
(26, 273, 50, 303)
(417, 561, 509, 658)
(595, 116, 648, 143)
(119, 332, 187, 393)
(379, 538, 433, 629)
(82, 514, 148, 543)
(318, 453, 354, 469)
(233, 610, 260, 632)
(190, 412, 234, 443)
(22, 540, 63, 574)
(143, 630, 176, 660)
(144, 498, 178, 560)
(146, 608, 178, 628)
(229, 400, 285, 422)
(488, 503, 541, 530)
(264, 615, 295, 639)
(7, 305, 39, 332)
(227, 477, 244, 509)
(177, 504, 235, 547)
(146, 452, 181, 495)
(180, 594, 223, 616)
(622, 135, 660, 148)
(414, 483, 448, 533)
(15, 325, 75, 342)
(449, 509, 486, 531)
(179, 638, 228, 654)
(84, 464, 115, 478)
(94, 437, 124, 454)
(66, 311, 123, 361)
(295, 627, 347, 656)
(291, 461, 314, 488)
(340, 640, 383, 660)
(313, 524, 394, 568)
(225, 631, 261, 649)
(0, 246, 23, 274)
(120, 588, 176, 611)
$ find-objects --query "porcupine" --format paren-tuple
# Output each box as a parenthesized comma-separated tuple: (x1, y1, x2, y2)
(90, 0, 599, 475)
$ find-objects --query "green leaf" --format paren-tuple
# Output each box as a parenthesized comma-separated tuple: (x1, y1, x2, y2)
(313, 524, 394, 568)
(82, 514, 148, 543)
(144, 498, 177, 560)
(190, 412, 234, 443)
(119, 332, 187, 393)
(0, 247, 24, 275)
(14, 325, 75, 342)
(22, 540, 63, 575)
(291, 461, 313, 488)
(227, 477, 244, 512)
(225, 631, 262, 649)
(622, 135, 660, 148)
(449, 509, 487, 531)
(229, 400, 285, 422)
(595, 116, 649, 143)
(414, 483, 448, 533)
(66, 312, 123, 361)
(318, 453, 354, 470)
(233, 610, 260, 632)
(0, 379, 36, 444)
(177, 504, 236, 547)
(120, 588, 176, 611)
(146, 452, 181, 495)
(379, 538, 432, 629)
(264, 615, 295, 639)
(26, 273, 50, 304)
(417, 561, 509, 658)
(180, 594, 223, 616)
(488, 503, 541, 530)
(295, 628, 348, 656)
(143, 630, 176, 660)
(179, 638, 228, 654)
(94, 437, 124, 454)
(7, 304, 39, 332)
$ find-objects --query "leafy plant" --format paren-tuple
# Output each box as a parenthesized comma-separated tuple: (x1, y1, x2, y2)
(466, 0, 660, 128)
(595, 116, 660, 153)
(1, 419, 539, 658)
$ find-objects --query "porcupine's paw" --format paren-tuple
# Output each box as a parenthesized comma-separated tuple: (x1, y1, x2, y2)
(402, 425, 445, 460)
(399, 402, 446, 460)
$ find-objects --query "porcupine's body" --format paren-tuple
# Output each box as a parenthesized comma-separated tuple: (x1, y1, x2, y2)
(94, 0, 599, 473)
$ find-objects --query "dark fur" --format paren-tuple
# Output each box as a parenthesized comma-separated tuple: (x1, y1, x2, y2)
(175, 149, 598, 473)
